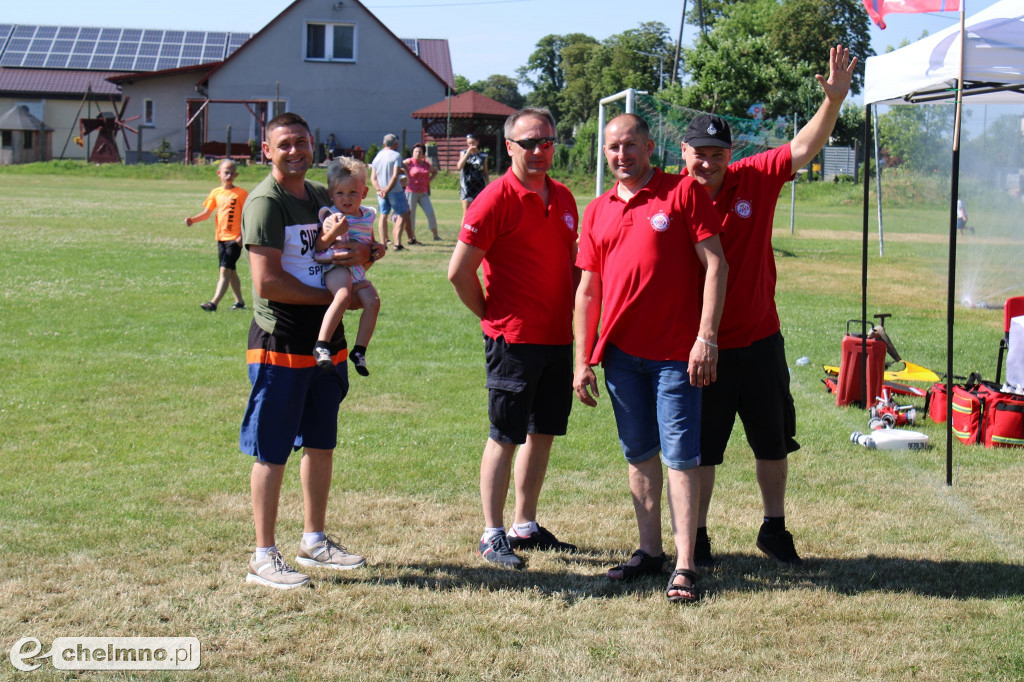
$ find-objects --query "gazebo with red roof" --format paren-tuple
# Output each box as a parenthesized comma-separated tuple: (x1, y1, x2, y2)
(411, 90, 516, 172)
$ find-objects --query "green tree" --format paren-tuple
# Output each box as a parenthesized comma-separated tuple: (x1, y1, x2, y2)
(468, 74, 525, 110)
(678, 0, 871, 121)
(832, 101, 866, 148)
(518, 33, 598, 131)
(453, 74, 471, 94)
(877, 104, 954, 172)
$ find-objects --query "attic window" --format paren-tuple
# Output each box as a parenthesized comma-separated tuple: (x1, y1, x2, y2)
(305, 22, 355, 62)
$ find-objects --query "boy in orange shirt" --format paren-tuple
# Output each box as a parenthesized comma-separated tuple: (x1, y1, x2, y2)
(184, 159, 248, 311)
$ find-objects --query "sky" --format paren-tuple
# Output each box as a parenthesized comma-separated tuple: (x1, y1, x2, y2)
(3, 0, 1001, 85)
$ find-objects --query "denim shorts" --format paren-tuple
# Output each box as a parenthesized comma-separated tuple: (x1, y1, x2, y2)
(377, 189, 409, 215)
(602, 344, 702, 471)
(484, 334, 572, 444)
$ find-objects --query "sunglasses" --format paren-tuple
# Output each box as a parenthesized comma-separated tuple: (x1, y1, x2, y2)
(511, 137, 555, 151)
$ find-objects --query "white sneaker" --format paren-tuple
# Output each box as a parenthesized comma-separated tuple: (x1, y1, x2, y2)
(246, 549, 310, 590)
(295, 535, 366, 571)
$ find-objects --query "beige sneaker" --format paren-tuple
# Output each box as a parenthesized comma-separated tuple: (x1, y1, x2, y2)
(295, 535, 366, 571)
(246, 549, 310, 590)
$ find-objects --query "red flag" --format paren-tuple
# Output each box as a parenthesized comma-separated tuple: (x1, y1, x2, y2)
(863, 0, 961, 29)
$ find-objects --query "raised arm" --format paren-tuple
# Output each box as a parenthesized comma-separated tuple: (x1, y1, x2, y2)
(789, 44, 857, 172)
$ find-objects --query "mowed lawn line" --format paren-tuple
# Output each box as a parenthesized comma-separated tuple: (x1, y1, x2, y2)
(0, 172, 1022, 680)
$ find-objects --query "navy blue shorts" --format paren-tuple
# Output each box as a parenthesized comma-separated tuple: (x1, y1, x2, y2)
(484, 335, 572, 444)
(700, 332, 799, 466)
(240, 322, 349, 465)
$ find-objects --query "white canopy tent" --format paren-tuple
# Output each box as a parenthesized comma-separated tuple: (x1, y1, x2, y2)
(861, 0, 1024, 483)
(865, 0, 1024, 105)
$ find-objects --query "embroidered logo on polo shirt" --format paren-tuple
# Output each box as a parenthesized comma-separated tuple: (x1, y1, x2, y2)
(650, 212, 670, 232)
(463, 223, 478, 233)
(733, 199, 753, 219)
(563, 211, 575, 231)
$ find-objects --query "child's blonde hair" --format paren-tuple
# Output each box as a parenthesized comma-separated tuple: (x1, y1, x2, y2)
(326, 156, 368, 192)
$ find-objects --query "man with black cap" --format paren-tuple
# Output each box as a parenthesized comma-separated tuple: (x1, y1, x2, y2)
(681, 44, 856, 567)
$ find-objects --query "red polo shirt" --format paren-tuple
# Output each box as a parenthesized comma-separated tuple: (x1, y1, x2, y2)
(683, 145, 794, 349)
(577, 169, 721, 364)
(459, 169, 579, 345)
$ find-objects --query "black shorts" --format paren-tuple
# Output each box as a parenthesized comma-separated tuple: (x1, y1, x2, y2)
(218, 240, 242, 270)
(700, 332, 799, 466)
(484, 334, 573, 444)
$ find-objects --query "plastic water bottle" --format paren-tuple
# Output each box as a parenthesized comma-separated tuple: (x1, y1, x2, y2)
(795, 356, 810, 366)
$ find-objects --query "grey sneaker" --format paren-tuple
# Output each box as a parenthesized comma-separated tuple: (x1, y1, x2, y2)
(313, 344, 333, 370)
(479, 531, 524, 569)
(295, 535, 366, 571)
(246, 549, 310, 590)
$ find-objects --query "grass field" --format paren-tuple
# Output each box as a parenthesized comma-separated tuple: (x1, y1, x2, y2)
(1, 165, 1023, 681)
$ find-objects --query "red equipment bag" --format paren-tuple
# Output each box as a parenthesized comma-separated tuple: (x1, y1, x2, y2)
(925, 382, 948, 423)
(983, 391, 1024, 448)
(835, 321, 886, 408)
(951, 385, 985, 444)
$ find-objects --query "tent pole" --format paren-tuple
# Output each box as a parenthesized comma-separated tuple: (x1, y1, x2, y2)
(945, 7, 967, 487)
(861, 104, 872, 406)
(873, 111, 884, 257)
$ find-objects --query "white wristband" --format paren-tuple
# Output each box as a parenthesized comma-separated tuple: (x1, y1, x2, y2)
(696, 336, 718, 349)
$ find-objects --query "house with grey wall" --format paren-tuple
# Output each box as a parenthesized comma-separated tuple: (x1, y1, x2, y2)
(0, 0, 452, 163)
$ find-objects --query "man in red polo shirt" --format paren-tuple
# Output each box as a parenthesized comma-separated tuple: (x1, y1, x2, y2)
(448, 107, 579, 569)
(682, 44, 857, 567)
(573, 113, 727, 603)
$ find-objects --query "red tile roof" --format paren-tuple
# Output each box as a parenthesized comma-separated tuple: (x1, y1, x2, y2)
(411, 91, 517, 119)
(0, 67, 124, 97)
(401, 38, 453, 88)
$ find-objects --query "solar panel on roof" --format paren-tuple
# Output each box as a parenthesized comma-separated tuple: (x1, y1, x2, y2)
(1, 24, 251, 71)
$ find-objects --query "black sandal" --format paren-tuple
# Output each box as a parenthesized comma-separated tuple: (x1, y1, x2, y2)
(606, 549, 667, 581)
(666, 569, 699, 604)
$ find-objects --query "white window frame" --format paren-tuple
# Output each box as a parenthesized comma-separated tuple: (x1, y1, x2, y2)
(303, 22, 356, 63)
(143, 98, 154, 126)
(250, 98, 291, 141)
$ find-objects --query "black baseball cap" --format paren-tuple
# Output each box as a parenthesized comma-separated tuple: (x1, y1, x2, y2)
(683, 114, 732, 148)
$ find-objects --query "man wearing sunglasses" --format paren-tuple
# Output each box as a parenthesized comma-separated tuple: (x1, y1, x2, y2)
(448, 108, 579, 569)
